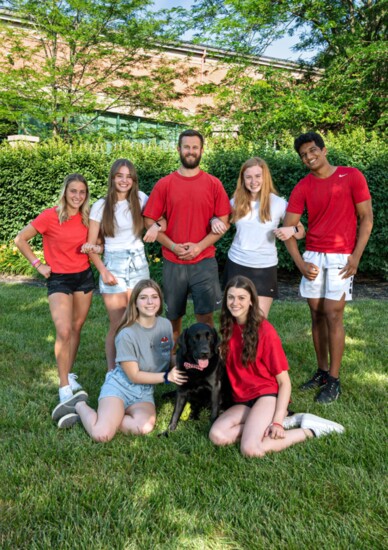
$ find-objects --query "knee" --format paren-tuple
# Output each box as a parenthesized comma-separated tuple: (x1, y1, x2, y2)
(137, 420, 155, 435)
(90, 426, 116, 443)
(56, 326, 72, 342)
(240, 443, 266, 458)
(325, 309, 343, 326)
(209, 425, 230, 446)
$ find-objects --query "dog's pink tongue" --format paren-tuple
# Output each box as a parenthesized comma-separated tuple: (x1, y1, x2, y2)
(198, 359, 209, 369)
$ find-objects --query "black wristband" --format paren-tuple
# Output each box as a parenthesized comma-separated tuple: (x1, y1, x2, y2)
(163, 371, 170, 384)
(293, 226, 299, 234)
(155, 221, 162, 229)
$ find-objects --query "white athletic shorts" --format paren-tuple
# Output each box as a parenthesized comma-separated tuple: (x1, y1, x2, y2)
(299, 251, 353, 301)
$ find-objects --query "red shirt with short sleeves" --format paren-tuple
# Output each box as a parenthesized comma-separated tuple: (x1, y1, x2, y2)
(226, 319, 289, 402)
(143, 170, 231, 264)
(31, 207, 90, 273)
(286, 167, 371, 253)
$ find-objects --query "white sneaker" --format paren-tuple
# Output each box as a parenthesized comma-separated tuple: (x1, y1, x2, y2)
(59, 385, 73, 403)
(301, 413, 345, 438)
(283, 413, 304, 430)
(58, 413, 80, 429)
(68, 373, 83, 392)
(52, 390, 88, 421)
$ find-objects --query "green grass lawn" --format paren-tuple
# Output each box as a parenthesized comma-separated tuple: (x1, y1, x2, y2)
(0, 283, 387, 549)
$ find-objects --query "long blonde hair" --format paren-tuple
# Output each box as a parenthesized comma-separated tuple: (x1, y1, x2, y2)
(57, 174, 89, 226)
(100, 159, 143, 239)
(232, 157, 278, 223)
(116, 279, 163, 334)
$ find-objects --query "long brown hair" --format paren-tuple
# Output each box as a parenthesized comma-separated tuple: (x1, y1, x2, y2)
(116, 279, 163, 334)
(57, 173, 89, 226)
(232, 157, 278, 223)
(220, 276, 263, 367)
(100, 159, 143, 238)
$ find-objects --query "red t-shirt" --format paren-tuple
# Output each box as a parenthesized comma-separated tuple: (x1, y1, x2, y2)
(143, 170, 231, 264)
(31, 207, 90, 273)
(226, 319, 289, 402)
(286, 167, 371, 253)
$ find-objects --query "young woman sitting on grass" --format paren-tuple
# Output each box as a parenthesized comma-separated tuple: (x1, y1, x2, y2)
(53, 279, 187, 441)
(15, 174, 98, 411)
(209, 276, 345, 458)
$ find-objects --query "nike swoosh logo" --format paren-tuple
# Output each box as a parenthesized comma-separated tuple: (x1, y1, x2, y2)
(338, 174, 348, 178)
(216, 300, 222, 304)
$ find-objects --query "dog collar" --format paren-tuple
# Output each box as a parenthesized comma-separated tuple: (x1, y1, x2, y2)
(183, 359, 209, 371)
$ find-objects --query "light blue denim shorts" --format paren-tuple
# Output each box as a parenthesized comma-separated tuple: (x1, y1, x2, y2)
(98, 367, 155, 408)
(99, 249, 150, 294)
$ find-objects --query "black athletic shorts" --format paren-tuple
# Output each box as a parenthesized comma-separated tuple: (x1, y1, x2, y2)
(223, 258, 278, 298)
(162, 257, 222, 320)
(47, 267, 95, 296)
(235, 393, 278, 408)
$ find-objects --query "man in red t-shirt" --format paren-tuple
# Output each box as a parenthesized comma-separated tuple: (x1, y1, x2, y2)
(144, 129, 231, 344)
(283, 132, 373, 404)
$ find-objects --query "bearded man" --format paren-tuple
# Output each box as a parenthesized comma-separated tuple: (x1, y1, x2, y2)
(144, 129, 231, 344)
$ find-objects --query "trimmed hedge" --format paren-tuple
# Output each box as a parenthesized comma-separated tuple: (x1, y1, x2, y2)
(0, 133, 386, 278)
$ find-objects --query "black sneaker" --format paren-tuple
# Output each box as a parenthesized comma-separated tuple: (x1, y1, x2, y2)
(315, 376, 341, 404)
(299, 370, 329, 390)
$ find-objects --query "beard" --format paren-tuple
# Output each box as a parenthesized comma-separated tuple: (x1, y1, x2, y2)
(179, 151, 202, 169)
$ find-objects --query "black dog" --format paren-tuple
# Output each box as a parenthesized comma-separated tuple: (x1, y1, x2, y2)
(162, 322, 225, 435)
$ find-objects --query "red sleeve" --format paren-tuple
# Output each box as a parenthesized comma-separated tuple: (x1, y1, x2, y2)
(258, 320, 289, 376)
(286, 180, 306, 215)
(143, 179, 166, 221)
(30, 208, 54, 235)
(350, 168, 371, 204)
(213, 178, 232, 217)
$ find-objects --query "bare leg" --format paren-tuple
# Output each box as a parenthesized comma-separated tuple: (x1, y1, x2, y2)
(257, 297, 273, 318)
(102, 291, 130, 371)
(75, 397, 125, 442)
(209, 405, 251, 446)
(324, 297, 346, 378)
(307, 298, 329, 372)
(48, 293, 75, 387)
(69, 290, 93, 367)
(171, 317, 183, 350)
(196, 312, 214, 327)
(120, 402, 156, 435)
(239, 397, 310, 458)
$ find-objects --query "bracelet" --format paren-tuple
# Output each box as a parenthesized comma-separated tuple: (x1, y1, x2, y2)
(155, 222, 162, 229)
(35, 262, 42, 269)
(293, 226, 299, 234)
(171, 243, 175, 252)
(31, 258, 40, 267)
(210, 217, 218, 224)
(163, 371, 170, 384)
(271, 422, 284, 429)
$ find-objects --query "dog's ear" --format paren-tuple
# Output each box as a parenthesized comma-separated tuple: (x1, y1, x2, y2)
(177, 328, 188, 360)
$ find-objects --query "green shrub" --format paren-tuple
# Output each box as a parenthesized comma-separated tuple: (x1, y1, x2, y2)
(1, 132, 386, 279)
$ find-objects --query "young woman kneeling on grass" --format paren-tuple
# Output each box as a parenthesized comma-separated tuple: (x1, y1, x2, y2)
(209, 276, 344, 458)
(53, 279, 187, 441)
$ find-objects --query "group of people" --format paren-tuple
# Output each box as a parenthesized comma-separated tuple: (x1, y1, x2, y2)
(15, 129, 373, 457)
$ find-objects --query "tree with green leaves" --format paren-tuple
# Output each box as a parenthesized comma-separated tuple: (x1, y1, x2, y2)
(0, 0, 191, 138)
(176, 0, 387, 136)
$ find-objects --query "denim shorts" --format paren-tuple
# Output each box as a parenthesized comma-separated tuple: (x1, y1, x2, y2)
(98, 367, 155, 408)
(99, 249, 150, 294)
(47, 267, 95, 296)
